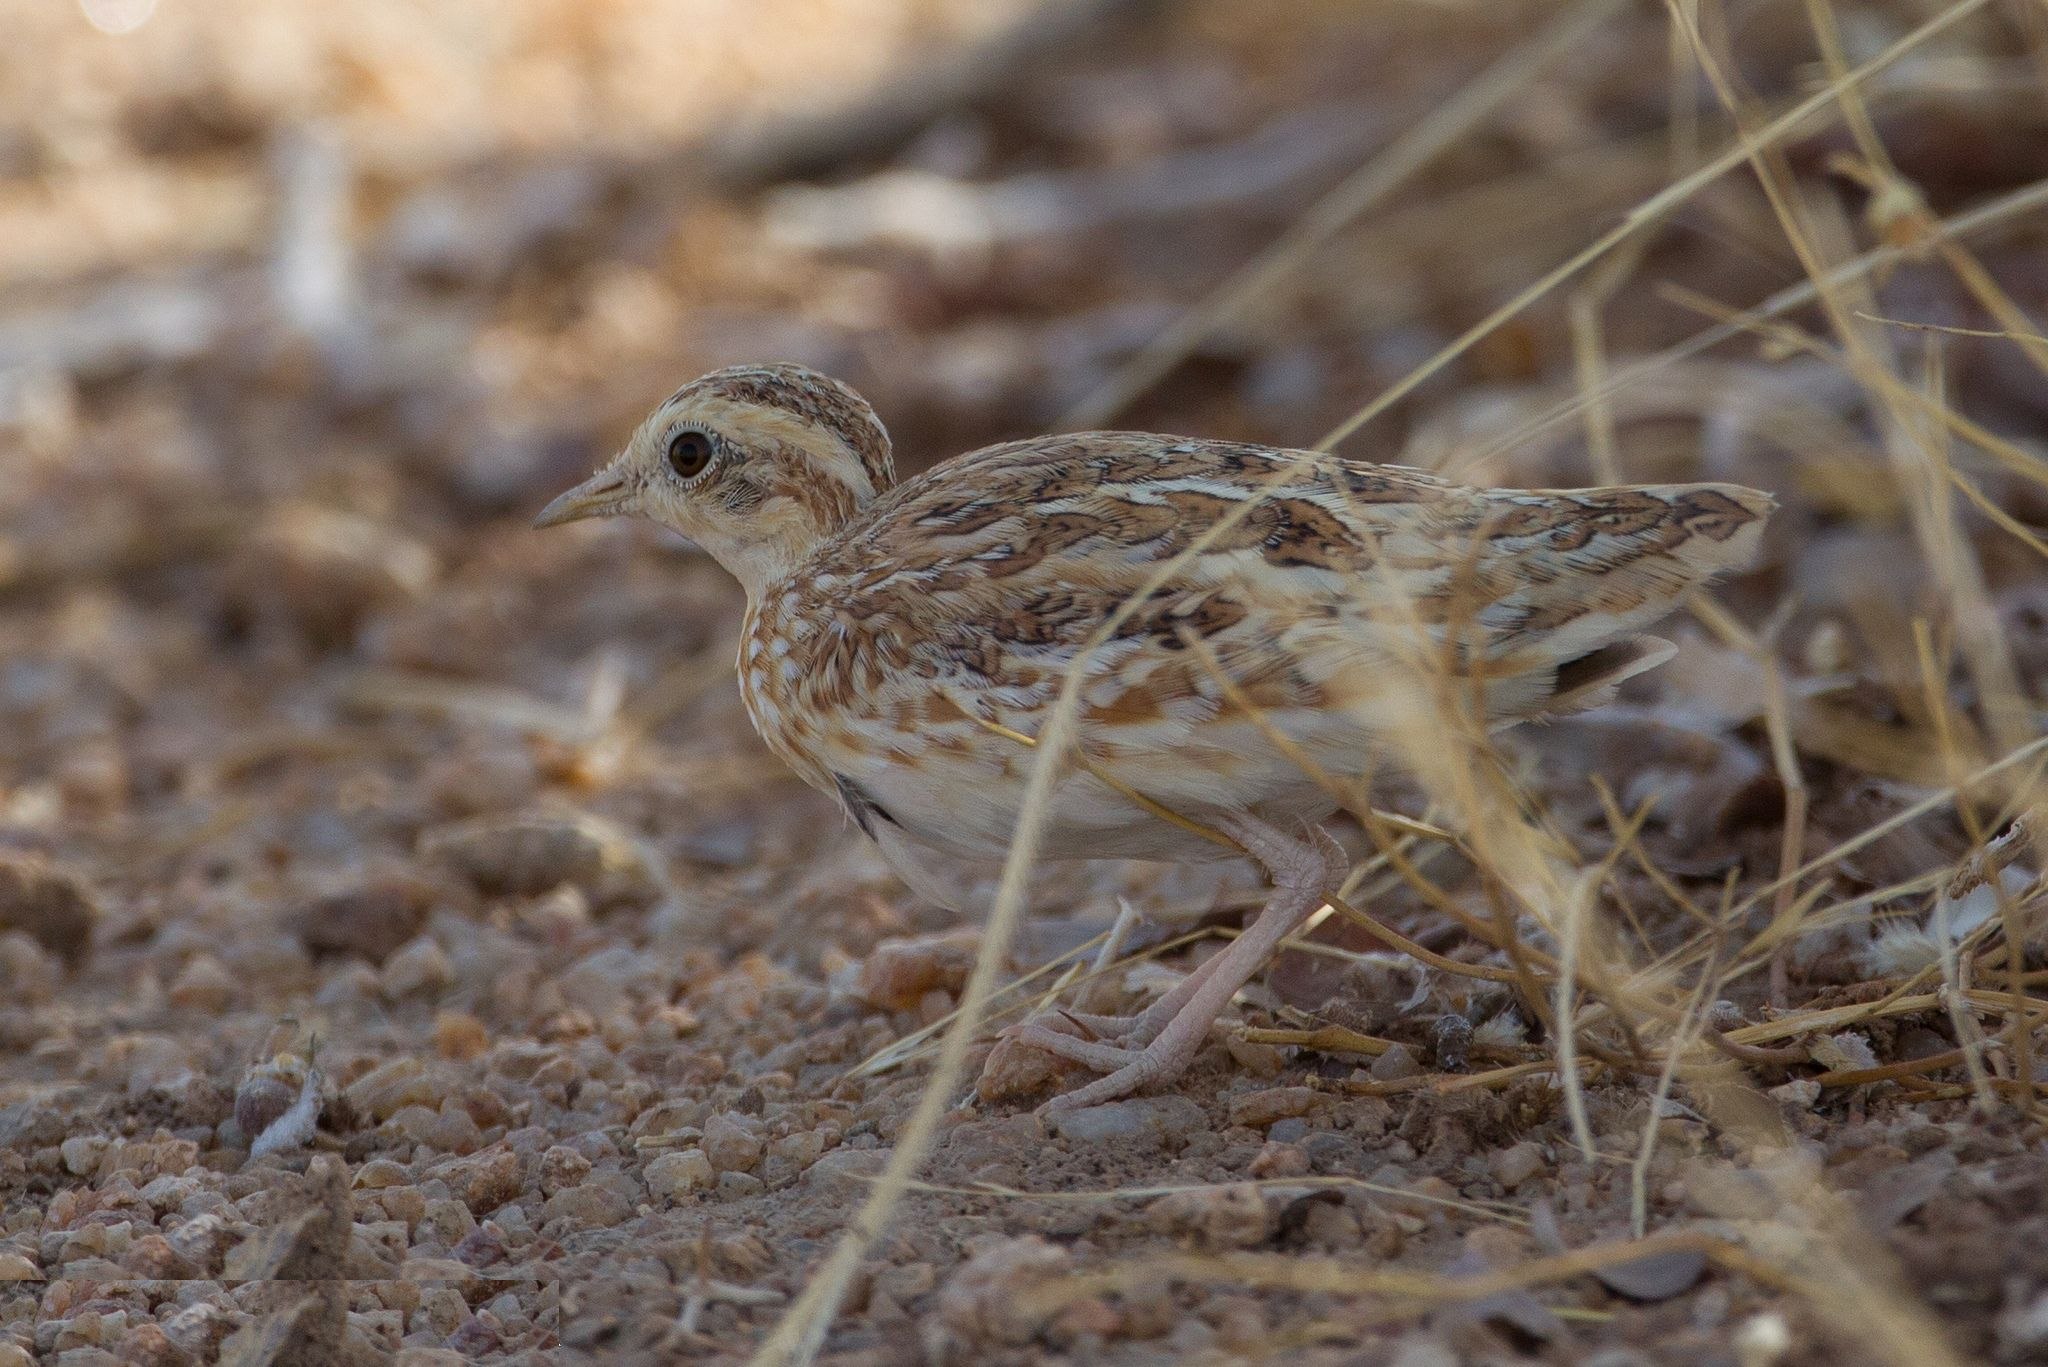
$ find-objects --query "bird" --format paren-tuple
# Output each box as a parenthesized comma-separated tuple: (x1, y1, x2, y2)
(536, 362, 1773, 1113)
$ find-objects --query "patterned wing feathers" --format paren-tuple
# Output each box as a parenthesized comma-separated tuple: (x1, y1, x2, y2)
(751, 437, 1772, 774)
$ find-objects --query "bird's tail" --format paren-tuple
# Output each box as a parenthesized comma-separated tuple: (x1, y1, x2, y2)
(1477, 480, 1774, 722)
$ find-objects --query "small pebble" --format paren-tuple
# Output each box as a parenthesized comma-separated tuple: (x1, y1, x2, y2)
(432, 1011, 490, 1061)
(701, 1113, 763, 1173)
(1228, 1085, 1318, 1129)
(1296, 1197, 1364, 1249)
(806, 1147, 889, 1193)
(421, 813, 650, 905)
(1222, 1034, 1285, 1077)
(1146, 1183, 1271, 1249)
(108, 1321, 183, 1367)
(538, 1145, 591, 1196)
(224, 502, 438, 646)
(420, 1198, 477, 1245)
(392, 1103, 481, 1155)
(1047, 1096, 1204, 1147)
(938, 1236, 1071, 1346)
(0, 855, 98, 967)
(1388, 1335, 1460, 1367)
(1369, 1044, 1422, 1081)
(291, 877, 432, 965)
(1489, 1141, 1546, 1191)
(1584, 1351, 1656, 1367)
(645, 1149, 714, 1201)
(167, 955, 235, 1011)
(875, 1261, 936, 1301)
(1682, 1161, 1776, 1220)
(1768, 1079, 1821, 1109)
(1047, 1294, 1122, 1348)
(850, 929, 980, 1011)
(380, 937, 454, 999)
(1247, 1141, 1310, 1179)
(59, 1135, 107, 1178)
(447, 1147, 523, 1215)
(716, 1171, 765, 1200)
(539, 1182, 630, 1228)
(345, 1057, 444, 1121)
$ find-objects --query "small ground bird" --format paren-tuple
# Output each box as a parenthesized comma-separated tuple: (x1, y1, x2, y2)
(537, 363, 1772, 1113)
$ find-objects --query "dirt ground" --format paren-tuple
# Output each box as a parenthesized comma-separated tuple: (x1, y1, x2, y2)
(2, 1, 2046, 1363)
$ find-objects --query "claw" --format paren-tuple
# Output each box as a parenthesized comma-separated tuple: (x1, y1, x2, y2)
(1053, 1008, 1106, 1042)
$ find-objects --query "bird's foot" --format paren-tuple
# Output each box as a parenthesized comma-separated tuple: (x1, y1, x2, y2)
(1017, 814, 1344, 1116)
(1036, 1027, 1215, 1116)
(977, 986, 1198, 1105)
(999, 991, 1179, 1051)
(1000, 1019, 1150, 1073)
(975, 1013, 1206, 1110)
(987, 1004, 1223, 1116)
(989, 993, 1215, 1113)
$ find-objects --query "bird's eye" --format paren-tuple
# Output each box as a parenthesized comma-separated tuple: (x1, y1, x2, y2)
(667, 430, 714, 479)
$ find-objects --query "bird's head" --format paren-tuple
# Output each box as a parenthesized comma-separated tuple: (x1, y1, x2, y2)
(534, 362, 894, 598)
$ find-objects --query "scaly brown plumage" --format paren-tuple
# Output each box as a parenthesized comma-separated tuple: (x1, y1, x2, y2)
(537, 362, 1774, 1111)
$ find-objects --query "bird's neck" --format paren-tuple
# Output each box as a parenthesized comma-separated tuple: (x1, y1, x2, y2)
(717, 475, 867, 604)
(705, 534, 807, 609)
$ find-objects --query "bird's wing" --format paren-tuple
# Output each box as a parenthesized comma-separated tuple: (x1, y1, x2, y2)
(773, 434, 1770, 782)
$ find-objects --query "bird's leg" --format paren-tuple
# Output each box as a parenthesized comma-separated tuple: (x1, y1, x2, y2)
(1004, 868, 1289, 1053)
(1020, 897, 1156, 1041)
(1003, 884, 1247, 1052)
(1078, 897, 1144, 1013)
(1006, 941, 1234, 1051)
(1021, 816, 1343, 1114)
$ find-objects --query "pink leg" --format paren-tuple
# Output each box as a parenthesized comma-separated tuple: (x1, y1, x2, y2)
(1079, 897, 1145, 1013)
(1012, 945, 1234, 1053)
(1034, 817, 1343, 1116)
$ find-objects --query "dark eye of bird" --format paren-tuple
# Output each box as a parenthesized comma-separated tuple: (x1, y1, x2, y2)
(667, 430, 713, 479)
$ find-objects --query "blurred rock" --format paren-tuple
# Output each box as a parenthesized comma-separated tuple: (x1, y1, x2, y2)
(0, 855, 98, 968)
(1047, 1096, 1204, 1147)
(645, 1149, 714, 1201)
(1145, 1182, 1271, 1248)
(290, 877, 433, 966)
(221, 504, 438, 649)
(1488, 1141, 1546, 1191)
(379, 936, 453, 999)
(1228, 1085, 1318, 1129)
(421, 813, 655, 907)
(849, 928, 980, 1011)
(167, 954, 235, 1011)
(937, 1235, 1071, 1346)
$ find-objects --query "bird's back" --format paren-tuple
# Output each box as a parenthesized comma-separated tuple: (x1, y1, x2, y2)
(739, 432, 1770, 859)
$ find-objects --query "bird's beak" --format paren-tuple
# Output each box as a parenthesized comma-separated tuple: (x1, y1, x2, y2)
(534, 465, 634, 529)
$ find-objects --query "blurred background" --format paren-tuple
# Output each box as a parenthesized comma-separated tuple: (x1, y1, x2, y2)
(2, 0, 2047, 1361)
